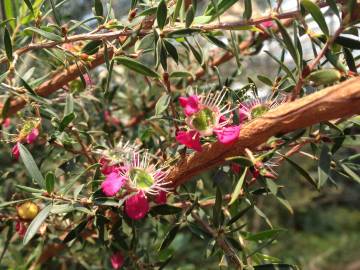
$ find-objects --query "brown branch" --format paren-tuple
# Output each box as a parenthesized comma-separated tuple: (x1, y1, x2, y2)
(167, 77, 360, 188)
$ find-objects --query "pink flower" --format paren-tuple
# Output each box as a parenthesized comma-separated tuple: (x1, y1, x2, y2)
(26, 128, 39, 144)
(177, 91, 241, 151)
(111, 251, 124, 269)
(214, 125, 240, 144)
(99, 157, 120, 175)
(179, 95, 200, 116)
(3, 118, 10, 128)
(15, 221, 27, 238)
(261, 21, 274, 28)
(125, 191, 149, 220)
(176, 130, 202, 151)
(101, 172, 127, 196)
(12, 143, 20, 160)
(239, 94, 286, 121)
(154, 190, 167, 205)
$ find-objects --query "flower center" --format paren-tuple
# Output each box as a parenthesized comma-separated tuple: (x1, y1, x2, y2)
(250, 104, 269, 119)
(191, 108, 216, 131)
(129, 168, 154, 189)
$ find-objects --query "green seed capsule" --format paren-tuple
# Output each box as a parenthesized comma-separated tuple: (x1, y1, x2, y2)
(306, 69, 341, 85)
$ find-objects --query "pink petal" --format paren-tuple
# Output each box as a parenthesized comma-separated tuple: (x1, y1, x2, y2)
(12, 143, 20, 161)
(154, 190, 167, 205)
(111, 251, 124, 269)
(15, 221, 27, 238)
(239, 106, 249, 123)
(99, 157, 122, 175)
(179, 95, 200, 116)
(261, 21, 274, 28)
(101, 172, 126, 197)
(215, 125, 240, 144)
(3, 118, 10, 128)
(176, 130, 202, 152)
(125, 191, 149, 220)
(26, 128, 39, 144)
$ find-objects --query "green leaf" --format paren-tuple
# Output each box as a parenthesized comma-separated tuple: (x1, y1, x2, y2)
(25, 27, 63, 41)
(227, 205, 252, 226)
(257, 75, 273, 86)
(82, 40, 102, 55)
(229, 168, 247, 205)
(203, 33, 228, 50)
(243, 0, 252, 20)
(63, 220, 87, 243)
(318, 144, 331, 188)
(59, 113, 75, 131)
(94, 0, 104, 18)
(45, 172, 55, 193)
(264, 50, 296, 82)
(254, 205, 273, 228)
(137, 7, 158, 17)
(15, 185, 43, 193)
(246, 228, 284, 241)
(341, 164, 360, 184)
(23, 204, 52, 245)
(205, 0, 238, 21)
(185, 5, 195, 28)
(283, 156, 318, 190)
(326, 0, 340, 18)
(213, 187, 222, 227)
(24, 0, 34, 14)
(226, 156, 253, 167)
(163, 39, 178, 64)
(343, 47, 357, 72)
(49, 0, 61, 26)
(64, 94, 74, 115)
(0, 198, 35, 208)
(150, 204, 182, 216)
(301, 0, 329, 36)
(274, 19, 299, 67)
(157, 0, 167, 30)
(19, 76, 37, 96)
(155, 94, 170, 115)
(170, 70, 193, 79)
(173, 0, 183, 22)
(114, 56, 159, 77)
(167, 28, 201, 38)
(335, 35, 360, 50)
(159, 224, 180, 250)
(4, 27, 13, 61)
(19, 144, 45, 189)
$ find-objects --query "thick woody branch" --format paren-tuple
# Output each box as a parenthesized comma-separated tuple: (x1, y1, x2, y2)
(167, 77, 360, 188)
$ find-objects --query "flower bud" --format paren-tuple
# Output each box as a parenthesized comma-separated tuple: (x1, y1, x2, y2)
(17, 202, 39, 220)
(306, 69, 341, 85)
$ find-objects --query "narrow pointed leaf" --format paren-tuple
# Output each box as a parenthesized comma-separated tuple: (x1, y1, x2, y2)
(114, 56, 159, 77)
(229, 168, 247, 205)
(283, 156, 318, 190)
(23, 205, 52, 245)
(4, 27, 13, 61)
(301, 0, 329, 36)
(19, 144, 45, 189)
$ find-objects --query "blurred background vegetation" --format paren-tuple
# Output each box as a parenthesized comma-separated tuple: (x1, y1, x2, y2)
(0, 0, 359, 269)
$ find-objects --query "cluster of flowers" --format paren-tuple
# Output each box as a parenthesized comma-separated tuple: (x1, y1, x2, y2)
(175, 89, 284, 152)
(99, 142, 169, 220)
(11, 118, 41, 160)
